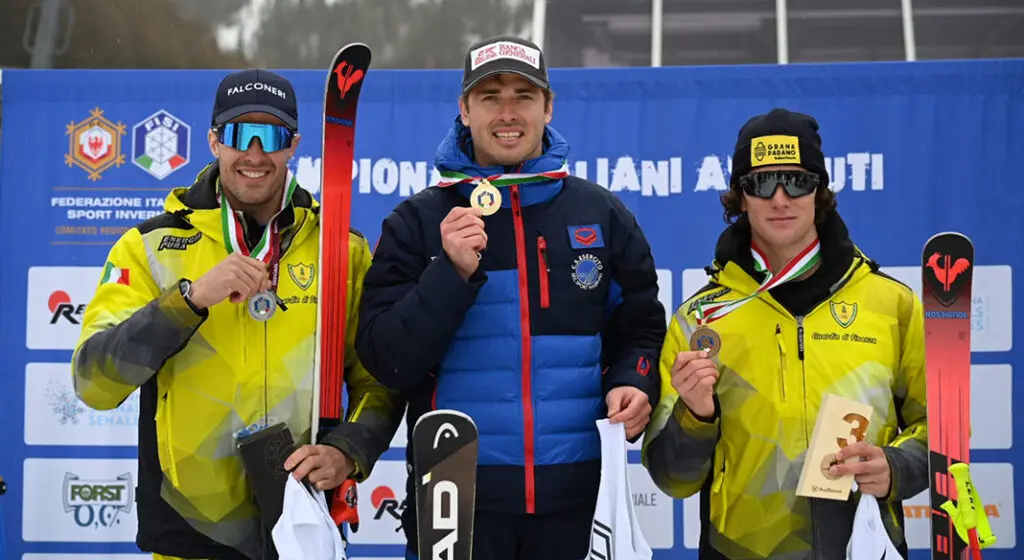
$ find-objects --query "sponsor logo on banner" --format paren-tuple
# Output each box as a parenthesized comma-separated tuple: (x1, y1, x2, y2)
(345, 460, 409, 545)
(902, 462, 1015, 548)
(291, 151, 885, 200)
(22, 458, 139, 542)
(132, 109, 190, 179)
(65, 107, 127, 181)
(26, 266, 102, 350)
(24, 362, 139, 446)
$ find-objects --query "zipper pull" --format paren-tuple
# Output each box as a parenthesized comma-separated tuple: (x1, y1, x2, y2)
(796, 316, 805, 361)
(538, 236, 549, 270)
(511, 185, 521, 217)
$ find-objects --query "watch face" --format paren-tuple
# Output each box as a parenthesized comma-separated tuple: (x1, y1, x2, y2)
(179, 280, 190, 296)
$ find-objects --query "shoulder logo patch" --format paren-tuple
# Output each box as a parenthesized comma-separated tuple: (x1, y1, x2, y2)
(571, 253, 604, 290)
(157, 232, 202, 251)
(830, 300, 858, 328)
(568, 224, 604, 249)
(687, 286, 731, 315)
(288, 263, 315, 291)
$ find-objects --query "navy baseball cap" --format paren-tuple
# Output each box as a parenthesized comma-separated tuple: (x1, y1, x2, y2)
(462, 35, 550, 94)
(211, 69, 298, 130)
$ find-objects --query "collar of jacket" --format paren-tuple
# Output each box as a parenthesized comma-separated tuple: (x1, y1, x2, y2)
(161, 162, 320, 251)
(433, 114, 571, 208)
(705, 209, 874, 296)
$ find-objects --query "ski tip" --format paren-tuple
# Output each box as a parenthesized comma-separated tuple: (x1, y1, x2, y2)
(413, 409, 478, 430)
(923, 231, 974, 244)
(412, 409, 479, 449)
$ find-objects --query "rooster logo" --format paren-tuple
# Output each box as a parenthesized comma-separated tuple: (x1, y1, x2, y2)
(924, 250, 971, 306)
(333, 61, 364, 100)
(926, 252, 970, 290)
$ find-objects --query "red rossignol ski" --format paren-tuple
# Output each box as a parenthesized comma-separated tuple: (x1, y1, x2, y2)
(922, 232, 975, 560)
(312, 42, 371, 532)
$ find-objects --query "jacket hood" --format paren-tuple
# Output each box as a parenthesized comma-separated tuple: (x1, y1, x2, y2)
(706, 210, 869, 295)
(161, 162, 319, 251)
(433, 114, 571, 208)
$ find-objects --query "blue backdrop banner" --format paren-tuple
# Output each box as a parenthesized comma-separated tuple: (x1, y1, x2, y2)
(0, 58, 1021, 559)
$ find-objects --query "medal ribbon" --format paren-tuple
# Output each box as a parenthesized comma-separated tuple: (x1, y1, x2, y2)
(218, 170, 298, 293)
(436, 162, 571, 188)
(695, 239, 821, 325)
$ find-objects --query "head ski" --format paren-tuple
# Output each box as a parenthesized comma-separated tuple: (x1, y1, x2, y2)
(922, 231, 974, 560)
(413, 409, 479, 560)
(312, 42, 371, 532)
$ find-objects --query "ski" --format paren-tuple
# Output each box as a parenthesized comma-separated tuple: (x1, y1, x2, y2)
(312, 42, 371, 532)
(922, 231, 974, 560)
(413, 409, 479, 560)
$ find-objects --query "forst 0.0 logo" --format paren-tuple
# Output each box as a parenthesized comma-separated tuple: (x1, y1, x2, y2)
(62, 472, 134, 529)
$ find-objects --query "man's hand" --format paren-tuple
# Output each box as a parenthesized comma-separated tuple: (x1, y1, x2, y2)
(440, 207, 487, 281)
(190, 253, 271, 309)
(828, 441, 892, 498)
(607, 386, 652, 440)
(283, 444, 355, 492)
(670, 350, 718, 419)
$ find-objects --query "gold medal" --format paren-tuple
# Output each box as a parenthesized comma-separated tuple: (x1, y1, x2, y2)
(470, 180, 501, 216)
(689, 325, 721, 357)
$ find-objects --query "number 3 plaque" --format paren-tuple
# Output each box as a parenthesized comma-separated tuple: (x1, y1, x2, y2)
(795, 393, 874, 501)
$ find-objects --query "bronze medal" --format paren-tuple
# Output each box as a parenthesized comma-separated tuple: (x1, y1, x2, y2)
(689, 325, 722, 357)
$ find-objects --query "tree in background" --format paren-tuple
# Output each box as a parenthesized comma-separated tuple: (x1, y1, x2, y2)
(0, 0, 248, 69)
(240, 0, 534, 69)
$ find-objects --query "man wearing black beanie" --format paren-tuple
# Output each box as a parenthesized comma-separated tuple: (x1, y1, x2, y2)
(642, 108, 929, 558)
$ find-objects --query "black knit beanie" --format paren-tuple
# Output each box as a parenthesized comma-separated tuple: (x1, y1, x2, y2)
(730, 108, 830, 187)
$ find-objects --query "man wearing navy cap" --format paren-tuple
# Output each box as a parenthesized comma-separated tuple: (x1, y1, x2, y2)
(72, 68, 404, 560)
(356, 35, 666, 559)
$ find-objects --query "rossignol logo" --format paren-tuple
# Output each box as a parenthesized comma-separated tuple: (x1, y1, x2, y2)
(62, 472, 133, 529)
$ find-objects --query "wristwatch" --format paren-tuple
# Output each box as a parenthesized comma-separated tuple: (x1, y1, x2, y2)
(178, 278, 203, 316)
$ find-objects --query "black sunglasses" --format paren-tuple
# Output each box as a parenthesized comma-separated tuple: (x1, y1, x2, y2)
(739, 170, 820, 199)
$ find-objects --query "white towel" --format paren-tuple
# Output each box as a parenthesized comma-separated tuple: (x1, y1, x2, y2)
(846, 483, 902, 560)
(585, 419, 654, 560)
(272, 475, 347, 560)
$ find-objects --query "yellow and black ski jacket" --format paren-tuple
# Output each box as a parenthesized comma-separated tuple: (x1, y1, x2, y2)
(642, 212, 929, 559)
(71, 163, 404, 560)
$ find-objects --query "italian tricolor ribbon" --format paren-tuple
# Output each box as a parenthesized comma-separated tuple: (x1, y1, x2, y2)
(436, 162, 571, 188)
(695, 239, 822, 325)
(218, 171, 298, 291)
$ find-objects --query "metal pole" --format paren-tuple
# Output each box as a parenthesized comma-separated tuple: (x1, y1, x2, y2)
(776, 0, 789, 64)
(531, 0, 547, 51)
(901, 0, 917, 61)
(651, 0, 663, 67)
(29, 0, 64, 68)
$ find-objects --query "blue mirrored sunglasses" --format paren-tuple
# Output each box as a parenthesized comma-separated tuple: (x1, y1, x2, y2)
(217, 122, 295, 153)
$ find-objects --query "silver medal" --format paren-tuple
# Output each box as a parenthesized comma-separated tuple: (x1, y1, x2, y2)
(248, 291, 277, 321)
